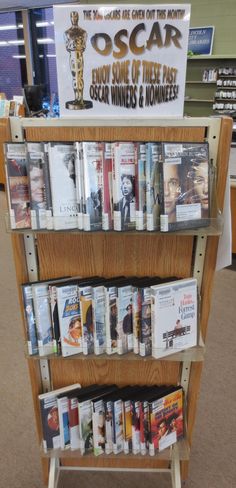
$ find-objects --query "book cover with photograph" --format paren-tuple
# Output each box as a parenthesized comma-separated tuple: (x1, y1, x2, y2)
(160, 142, 210, 231)
(57, 283, 82, 357)
(146, 143, 161, 231)
(117, 284, 133, 355)
(26, 142, 47, 230)
(135, 143, 146, 231)
(151, 278, 198, 359)
(149, 386, 184, 454)
(22, 284, 38, 356)
(92, 398, 106, 456)
(79, 285, 94, 355)
(139, 287, 152, 357)
(42, 143, 54, 229)
(48, 142, 78, 230)
(38, 383, 80, 451)
(32, 282, 54, 356)
(4, 142, 31, 229)
(102, 142, 113, 230)
(81, 142, 103, 231)
(112, 142, 136, 231)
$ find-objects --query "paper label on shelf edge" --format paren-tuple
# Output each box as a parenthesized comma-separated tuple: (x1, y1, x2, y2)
(160, 214, 169, 232)
(159, 431, 177, 452)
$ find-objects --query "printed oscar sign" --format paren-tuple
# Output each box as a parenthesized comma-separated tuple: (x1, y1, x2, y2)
(53, 4, 191, 117)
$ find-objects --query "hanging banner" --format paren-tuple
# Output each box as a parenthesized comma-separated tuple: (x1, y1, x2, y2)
(53, 4, 191, 117)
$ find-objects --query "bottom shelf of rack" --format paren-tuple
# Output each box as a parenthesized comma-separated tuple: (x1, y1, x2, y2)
(41, 438, 189, 462)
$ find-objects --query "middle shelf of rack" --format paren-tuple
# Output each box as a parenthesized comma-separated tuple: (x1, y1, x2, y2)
(26, 341, 206, 363)
(184, 99, 214, 103)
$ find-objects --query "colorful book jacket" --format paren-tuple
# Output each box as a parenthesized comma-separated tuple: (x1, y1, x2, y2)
(26, 142, 47, 229)
(151, 278, 198, 359)
(159, 142, 210, 232)
(135, 143, 146, 231)
(92, 398, 106, 456)
(39, 383, 80, 451)
(57, 396, 70, 449)
(68, 397, 80, 450)
(22, 284, 38, 355)
(112, 142, 136, 231)
(146, 142, 161, 231)
(79, 285, 94, 355)
(57, 284, 82, 357)
(149, 387, 184, 454)
(122, 399, 132, 454)
(4, 142, 31, 229)
(47, 142, 78, 230)
(81, 142, 104, 231)
(102, 142, 113, 230)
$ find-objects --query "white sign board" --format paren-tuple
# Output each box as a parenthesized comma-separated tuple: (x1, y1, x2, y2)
(54, 4, 191, 117)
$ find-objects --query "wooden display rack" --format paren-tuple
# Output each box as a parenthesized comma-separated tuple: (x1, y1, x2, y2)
(2, 115, 232, 488)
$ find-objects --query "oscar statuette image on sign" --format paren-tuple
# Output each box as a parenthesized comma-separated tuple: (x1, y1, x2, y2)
(64, 11, 93, 110)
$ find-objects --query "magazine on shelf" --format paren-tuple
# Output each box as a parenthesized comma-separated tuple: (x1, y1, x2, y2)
(159, 142, 210, 232)
(22, 284, 38, 356)
(135, 143, 146, 231)
(4, 142, 31, 229)
(47, 142, 78, 230)
(112, 142, 136, 231)
(81, 142, 104, 231)
(26, 142, 47, 230)
(151, 278, 198, 359)
(38, 383, 80, 451)
(146, 143, 162, 231)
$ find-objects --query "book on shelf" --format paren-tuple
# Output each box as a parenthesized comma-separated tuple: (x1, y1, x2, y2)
(135, 143, 146, 231)
(102, 142, 113, 231)
(151, 277, 198, 359)
(81, 142, 104, 231)
(47, 142, 78, 230)
(149, 386, 184, 454)
(112, 142, 136, 231)
(146, 142, 161, 231)
(4, 142, 31, 229)
(159, 142, 210, 232)
(39, 383, 81, 451)
(22, 284, 38, 356)
(56, 281, 82, 357)
(26, 142, 47, 230)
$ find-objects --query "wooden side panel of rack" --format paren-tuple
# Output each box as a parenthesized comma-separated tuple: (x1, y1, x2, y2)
(4, 118, 231, 483)
(0, 117, 10, 185)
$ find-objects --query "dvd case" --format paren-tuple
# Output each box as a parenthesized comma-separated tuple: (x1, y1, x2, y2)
(81, 142, 104, 231)
(160, 142, 210, 232)
(26, 142, 47, 230)
(146, 143, 161, 231)
(112, 142, 136, 231)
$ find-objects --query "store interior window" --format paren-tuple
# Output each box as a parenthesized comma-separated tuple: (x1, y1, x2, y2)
(0, 11, 27, 99)
(29, 7, 59, 116)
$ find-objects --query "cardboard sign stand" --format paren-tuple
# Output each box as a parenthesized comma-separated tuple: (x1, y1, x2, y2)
(2, 114, 232, 488)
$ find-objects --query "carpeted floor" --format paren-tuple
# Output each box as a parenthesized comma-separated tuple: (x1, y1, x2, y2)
(0, 190, 235, 488)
